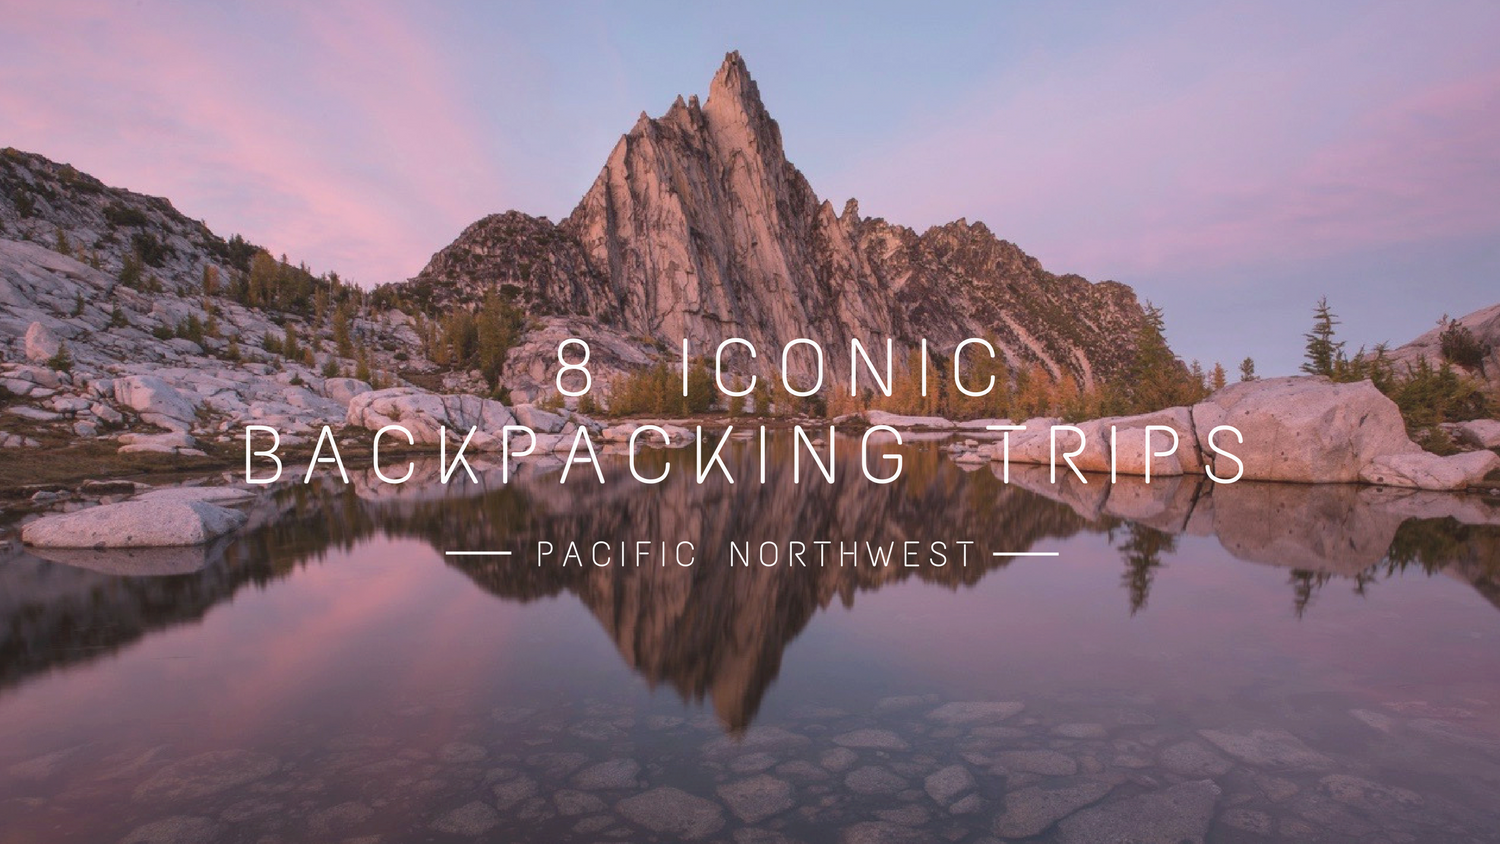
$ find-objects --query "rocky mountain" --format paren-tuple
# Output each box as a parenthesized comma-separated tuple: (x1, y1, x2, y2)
(404, 52, 1153, 389)
(0, 147, 446, 460)
(1387, 300, 1500, 389)
(0, 147, 248, 294)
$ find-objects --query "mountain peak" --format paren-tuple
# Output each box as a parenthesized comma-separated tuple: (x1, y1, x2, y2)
(706, 50, 764, 118)
(421, 51, 1156, 390)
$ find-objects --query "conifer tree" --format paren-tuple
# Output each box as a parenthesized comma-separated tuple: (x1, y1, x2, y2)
(1301, 296, 1344, 377)
(1126, 303, 1188, 413)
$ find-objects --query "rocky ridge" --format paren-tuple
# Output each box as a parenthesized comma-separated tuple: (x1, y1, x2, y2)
(1387, 300, 1500, 391)
(0, 147, 559, 473)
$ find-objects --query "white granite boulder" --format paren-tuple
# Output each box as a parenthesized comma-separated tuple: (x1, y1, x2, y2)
(1451, 418, 1500, 450)
(1358, 450, 1499, 491)
(21, 500, 247, 548)
(113, 375, 199, 432)
(1191, 377, 1417, 483)
(321, 377, 372, 409)
(512, 403, 569, 434)
(346, 388, 516, 450)
(24, 321, 62, 362)
(862, 410, 957, 430)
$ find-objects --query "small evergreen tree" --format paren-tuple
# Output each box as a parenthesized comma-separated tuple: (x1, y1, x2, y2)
(1239, 356, 1257, 382)
(1126, 303, 1191, 413)
(1210, 361, 1227, 391)
(1438, 318, 1487, 370)
(118, 253, 142, 288)
(333, 304, 354, 357)
(282, 323, 300, 360)
(47, 342, 73, 372)
(1301, 296, 1344, 377)
(355, 346, 372, 382)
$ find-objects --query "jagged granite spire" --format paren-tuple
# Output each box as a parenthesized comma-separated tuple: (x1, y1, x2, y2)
(410, 52, 1152, 386)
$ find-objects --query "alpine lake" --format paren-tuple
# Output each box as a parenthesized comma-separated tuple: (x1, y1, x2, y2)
(2, 432, 1499, 844)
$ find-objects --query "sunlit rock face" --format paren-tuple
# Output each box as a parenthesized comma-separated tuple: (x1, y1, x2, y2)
(408, 52, 1153, 387)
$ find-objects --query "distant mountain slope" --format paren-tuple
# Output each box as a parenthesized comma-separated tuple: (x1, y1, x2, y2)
(0, 147, 255, 294)
(1387, 301, 1500, 389)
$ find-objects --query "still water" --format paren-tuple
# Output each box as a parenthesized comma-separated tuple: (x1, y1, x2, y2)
(2, 436, 1499, 843)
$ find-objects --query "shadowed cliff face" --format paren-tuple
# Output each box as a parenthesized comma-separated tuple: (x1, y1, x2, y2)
(407, 52, 1151, 386)
(4, 437, 1499, 733)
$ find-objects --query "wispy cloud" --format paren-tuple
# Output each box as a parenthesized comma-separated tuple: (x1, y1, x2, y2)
(0, 0, 503, 284)
(829, 3, 1500, 283)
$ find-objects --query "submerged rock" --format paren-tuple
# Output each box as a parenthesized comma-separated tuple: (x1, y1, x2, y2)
(22, 500, 246, 548)
(492, 774, 540, 809)
(992, 781, 1114, 839)
(1196, 728, 1334, 770)
(1320, 774, 1424, 812)
(1055, 779, 1220, 844)
(27, 544, 220, 576)
(1157, 740, 1232, 777)
(994, 749, 1077, 777)
(820, 747, 859, 772)
(838, 821, 940, 844)
(430, 800, 500, 836)
(832, 728, 909, 751)
(925, 701, 1025, 726)
(572, 758, 641, 790)
(132, 750, 279, 802)
(923, 764, 977, 806)
(307, 801, 373, 836)
(615, 787, 725, 840)
(554, 789, 608, 816)
(717, 774, 795, 823)
(845, 765, 908, 795)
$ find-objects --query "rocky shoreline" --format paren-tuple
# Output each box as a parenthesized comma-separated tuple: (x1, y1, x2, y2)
(7, 368, 1499, 551)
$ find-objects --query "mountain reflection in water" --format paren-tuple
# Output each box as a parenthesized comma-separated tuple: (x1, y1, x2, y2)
(3, 435, 1498, 735)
